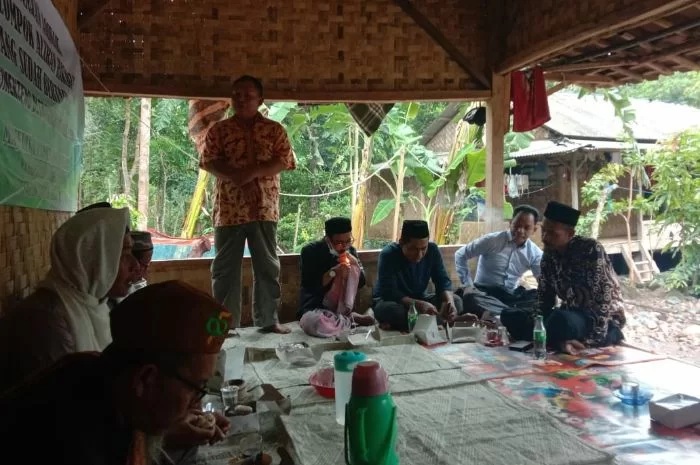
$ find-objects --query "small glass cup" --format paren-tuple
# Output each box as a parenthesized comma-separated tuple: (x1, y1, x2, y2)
(221, 384, 239, 410)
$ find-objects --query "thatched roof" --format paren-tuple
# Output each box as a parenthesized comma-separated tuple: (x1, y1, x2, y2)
(50, 0, 700, 101)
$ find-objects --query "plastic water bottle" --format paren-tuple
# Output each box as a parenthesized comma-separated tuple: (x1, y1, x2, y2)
(407, 301, 418, 332)
(533, 315, 547, 360)
(334, 351, 367, 425)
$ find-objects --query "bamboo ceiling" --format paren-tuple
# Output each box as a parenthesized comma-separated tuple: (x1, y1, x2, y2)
(70, 0, 489, 101)
(52, 0, 700, 100)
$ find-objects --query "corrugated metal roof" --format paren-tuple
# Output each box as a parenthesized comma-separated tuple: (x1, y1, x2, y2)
(547, 93, 700, 142)
(509, 140, 586, 159)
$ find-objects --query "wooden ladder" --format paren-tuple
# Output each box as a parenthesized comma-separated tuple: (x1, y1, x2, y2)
(621, 241, 660, 283)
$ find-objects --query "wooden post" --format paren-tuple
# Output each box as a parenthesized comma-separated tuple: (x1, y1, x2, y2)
(485, 73, 510, 233)
(570, 154, 579, 209)
(51, 0, 79, 44)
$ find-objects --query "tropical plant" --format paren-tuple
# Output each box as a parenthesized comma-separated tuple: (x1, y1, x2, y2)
(645, 129, 700, 294)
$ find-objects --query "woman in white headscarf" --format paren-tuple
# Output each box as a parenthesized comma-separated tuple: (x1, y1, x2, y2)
(0, 207, 138, 391)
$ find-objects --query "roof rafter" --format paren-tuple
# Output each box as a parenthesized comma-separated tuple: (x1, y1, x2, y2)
(78, 0, 112, 30)
(394, 0, 490, 89)
(497, 0, 698, 73)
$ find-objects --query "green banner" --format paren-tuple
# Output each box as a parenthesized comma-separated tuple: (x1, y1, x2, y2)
(0, 0, 83, 211)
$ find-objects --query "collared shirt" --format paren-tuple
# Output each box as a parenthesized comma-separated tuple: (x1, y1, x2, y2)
(454, 230, 542, 292)
(201, 112, 296, 227)
(538, 236, 626, 347)
(373, 242, 452, 303)
(298, 240, 366, 317)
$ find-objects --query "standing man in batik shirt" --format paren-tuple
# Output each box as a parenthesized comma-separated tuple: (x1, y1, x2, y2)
(501, 201, 626, 354)
(200, 75, 296, 334)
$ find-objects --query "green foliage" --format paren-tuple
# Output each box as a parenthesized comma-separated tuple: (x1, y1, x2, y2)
(622, 71, 700, 108)
(578, 163, 625, 236)
(370, 199, 397, 226)
(646, 129, 700, 294)
(109, 193, 141, 230)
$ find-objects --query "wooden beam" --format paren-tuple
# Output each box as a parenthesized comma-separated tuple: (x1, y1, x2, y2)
(78, 0, 111, 30)
(546, 82, 568, 96)
(562, 17, 700, 65)
(669, 54, 699, 69)
(485, 73, 510, 233)
(496, 0, 697, 74)
(82, 81, 492, 102)
(544, 60, 634, 73)
(394, 0, 490, 88)
(615, 67, 647, 82)
(51, 0, 79, 42)
(644, 61, 673, 75)
(543, 72, 617, 85)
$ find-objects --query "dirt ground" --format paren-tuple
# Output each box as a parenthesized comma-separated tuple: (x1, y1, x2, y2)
(620, 281, 700, 367)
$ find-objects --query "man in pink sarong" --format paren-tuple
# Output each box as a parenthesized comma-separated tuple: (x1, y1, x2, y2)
(298, 217, 375, 337)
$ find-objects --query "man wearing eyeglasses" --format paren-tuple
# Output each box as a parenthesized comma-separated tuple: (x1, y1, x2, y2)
(0, 281, 232, 465)
(298, 217, 375, 337)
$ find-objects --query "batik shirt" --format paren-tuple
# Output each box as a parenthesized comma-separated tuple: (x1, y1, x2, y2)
(201, 112, 296, 227)
(538, 236, 626, 346)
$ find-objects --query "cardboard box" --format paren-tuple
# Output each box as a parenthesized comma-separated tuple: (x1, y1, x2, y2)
(649, 394, 700, 429)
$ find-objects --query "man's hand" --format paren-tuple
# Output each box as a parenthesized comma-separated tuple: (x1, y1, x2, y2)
(415, 300, 438, 315)
(561, 339, 586, 355)
(229, 166, 258, 185)
(332, 263, 349, 279)
(440, 300, 458, 324)
(165, 411, 217, 448)
(209, 411, 230, 445)
(460, 286, 485, 296)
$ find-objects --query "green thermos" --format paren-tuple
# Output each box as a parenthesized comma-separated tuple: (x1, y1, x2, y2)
(344, 361, 399, 465)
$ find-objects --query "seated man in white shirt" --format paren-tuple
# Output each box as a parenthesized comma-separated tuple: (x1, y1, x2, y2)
(455, 205, 543, 317)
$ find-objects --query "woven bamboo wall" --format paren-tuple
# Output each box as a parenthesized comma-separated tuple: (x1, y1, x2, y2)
(75, 0, 487, 100)
(503, 0, 636, 62)
(147, 246, 462, 327)
(0, 206, 69, 317)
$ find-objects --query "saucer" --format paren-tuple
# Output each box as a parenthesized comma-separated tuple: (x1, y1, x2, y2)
(613, 387, 653, 406)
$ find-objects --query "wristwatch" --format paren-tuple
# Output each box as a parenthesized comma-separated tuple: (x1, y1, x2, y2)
(328, 269, 336, 278)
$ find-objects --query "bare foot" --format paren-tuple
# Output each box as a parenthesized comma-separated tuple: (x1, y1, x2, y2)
(259, 323, 291, 334)
(351, 312, 375, 326)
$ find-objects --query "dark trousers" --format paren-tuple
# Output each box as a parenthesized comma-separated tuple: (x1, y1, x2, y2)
(477, 285, 538, 309)
(458, 285, 538, 318)
(500, 307, 624, 347)
(373, 295, 464, 332)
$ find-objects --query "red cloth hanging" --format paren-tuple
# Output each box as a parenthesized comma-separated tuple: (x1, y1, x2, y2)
(511, 66, 551, 132)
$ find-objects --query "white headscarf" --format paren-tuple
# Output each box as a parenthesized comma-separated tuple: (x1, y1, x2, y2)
(39, 207, 131, 352)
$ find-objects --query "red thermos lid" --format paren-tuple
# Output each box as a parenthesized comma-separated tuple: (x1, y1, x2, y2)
(351, 361, 389, 397)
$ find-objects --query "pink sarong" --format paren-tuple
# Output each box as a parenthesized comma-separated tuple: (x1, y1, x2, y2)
(299, 263, 361, 338)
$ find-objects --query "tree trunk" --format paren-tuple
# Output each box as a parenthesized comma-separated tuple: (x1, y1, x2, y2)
(120, 97, 132, 195)
(625, 170, 635, 283)
(392, 147, 406, 241)
(351, 136, 373, 248)
(590, 189, 608, 239)
(306, 124, 321, 212)
(137, 98, 151, 230)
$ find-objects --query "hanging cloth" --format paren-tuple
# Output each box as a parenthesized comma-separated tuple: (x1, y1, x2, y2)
(511, 66, 550, 132)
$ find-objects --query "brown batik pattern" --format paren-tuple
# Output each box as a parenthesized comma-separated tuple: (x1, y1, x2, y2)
(201, 113, 296, 227)
(538, 236, 626, 346)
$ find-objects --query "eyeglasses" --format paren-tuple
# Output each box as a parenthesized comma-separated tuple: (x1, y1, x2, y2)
(160, 367, 208, 401)
(331, 237, 354, 247)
